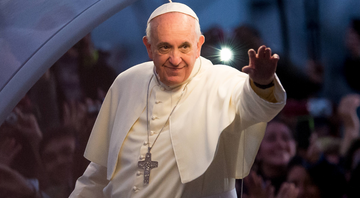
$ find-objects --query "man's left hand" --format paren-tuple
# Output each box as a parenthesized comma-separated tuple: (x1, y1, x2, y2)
(242, 45, 279, 85)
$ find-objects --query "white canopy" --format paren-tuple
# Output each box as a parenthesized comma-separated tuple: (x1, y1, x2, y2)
(0, 0, 138, 124)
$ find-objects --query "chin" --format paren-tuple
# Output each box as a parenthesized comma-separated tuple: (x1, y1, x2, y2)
(273, 159, 290, 166)
(164, 77, 184, 86)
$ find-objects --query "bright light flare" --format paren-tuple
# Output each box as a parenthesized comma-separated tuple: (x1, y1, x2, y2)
(220, 47, 233, 62)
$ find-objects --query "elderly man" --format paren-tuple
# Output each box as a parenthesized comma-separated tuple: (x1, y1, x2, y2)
(70, 1, 286, 198)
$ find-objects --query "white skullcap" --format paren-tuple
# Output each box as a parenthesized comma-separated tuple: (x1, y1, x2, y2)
(147, 2, 199, 24)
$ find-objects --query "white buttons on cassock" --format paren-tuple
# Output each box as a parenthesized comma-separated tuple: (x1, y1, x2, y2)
(136, 171, 141, 176)
(139, 155, 145, 160)
(150, 131, 155, 136)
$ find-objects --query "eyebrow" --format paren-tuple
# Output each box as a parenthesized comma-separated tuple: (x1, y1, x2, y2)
(179, 42, 191, 47)
(157, 42, 192, 48)
(157, 42, 171, 47)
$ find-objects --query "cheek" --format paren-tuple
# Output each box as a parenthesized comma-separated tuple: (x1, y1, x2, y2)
(153, 55, 167, 70)
(155, 53, 169, 62)
(257, 144, 271, 159)
(183, 54, 197, 68)
(289, 141, 296, 155)
(260, 142, 274, 151)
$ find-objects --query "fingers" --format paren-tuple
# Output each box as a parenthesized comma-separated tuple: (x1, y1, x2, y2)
(249, 45, 280, 66)
(0, 138, 22, 166)
(257, 46, 265, 58)
(246, 45, 278, 83)
(257, 46, 271, 59)
(244, 170, 262, 189)
(264, 48, 271, 59)
(254, 45, 279, 60)
(272, 54, 280, 72)
(248, 49, 256, 66)
(250, 171, 263, 187)
(245, 49, 256, 75)
(273, 53, 280, 62)
(256, 45, 271, 59)
(276, 182, 299, 198)
(244, 171, 269, 197)
(241, 65, 254, 75)
(248, 48, 256, 57)
(265, 181, 275, 198)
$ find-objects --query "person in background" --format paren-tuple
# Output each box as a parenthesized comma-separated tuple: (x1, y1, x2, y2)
(240, 118, 297, 198)
(338, 93, 360, 198)
(338, 93, 360, 157)
(39, 126, 77, 198)
(286, 156, 346, 198)
(51, 33, 117, 105)
(0, 97, 46, 198)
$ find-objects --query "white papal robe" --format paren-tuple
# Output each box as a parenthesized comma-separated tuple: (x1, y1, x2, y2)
(70, 56, 286, 198)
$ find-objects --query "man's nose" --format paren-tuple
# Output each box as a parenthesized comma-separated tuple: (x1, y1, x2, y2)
(169, 50, 182, 66)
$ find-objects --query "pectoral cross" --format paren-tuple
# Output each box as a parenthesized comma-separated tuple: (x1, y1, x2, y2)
(138, 152, 158, 184)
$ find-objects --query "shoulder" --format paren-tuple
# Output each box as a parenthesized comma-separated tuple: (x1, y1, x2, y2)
(113, 61, 153, 85)
(120, 61, 153, 77)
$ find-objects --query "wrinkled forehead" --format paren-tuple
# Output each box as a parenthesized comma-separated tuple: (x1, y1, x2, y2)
(147, 2, 198, 24)
(150, 13, 197, 41)
(152, 12, 195, 27)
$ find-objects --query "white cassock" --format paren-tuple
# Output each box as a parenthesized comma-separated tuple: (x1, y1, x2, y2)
(70, 56, 286, 198)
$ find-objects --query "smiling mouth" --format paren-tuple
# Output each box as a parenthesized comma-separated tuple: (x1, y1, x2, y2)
(164, 66, 185, 70)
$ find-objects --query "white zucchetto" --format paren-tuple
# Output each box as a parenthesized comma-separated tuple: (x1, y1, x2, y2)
(147, 2, 199, 24)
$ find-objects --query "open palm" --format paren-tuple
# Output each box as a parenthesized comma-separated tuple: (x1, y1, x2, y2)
(242, 45, 279, 85)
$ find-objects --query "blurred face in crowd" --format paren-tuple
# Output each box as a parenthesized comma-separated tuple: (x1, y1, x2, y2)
(345, 27, 360, 57)
(41, 135, 76, 184)
(287, 165, 321, 198)
(143, 12, 204, 86)
(352, 147, 360, 170)
(257, 121, 296, 167)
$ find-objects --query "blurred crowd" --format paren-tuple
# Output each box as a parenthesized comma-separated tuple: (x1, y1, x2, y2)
(0, 34, 117, 198)
(1, 18, 360, 197)
(228, 19, 360, 198)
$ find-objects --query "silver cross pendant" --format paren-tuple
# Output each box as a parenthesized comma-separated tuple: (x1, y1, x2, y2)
(138, 152, 158, 184)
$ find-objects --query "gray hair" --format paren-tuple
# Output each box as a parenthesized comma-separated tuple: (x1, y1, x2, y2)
(145, 15, 202, 44)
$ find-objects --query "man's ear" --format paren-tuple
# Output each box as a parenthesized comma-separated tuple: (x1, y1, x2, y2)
(196, 35, 205, 58)
(143, 36, 153, 60)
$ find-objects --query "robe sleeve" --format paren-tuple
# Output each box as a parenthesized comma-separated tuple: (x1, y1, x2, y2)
(231, 73, 286, 178)
(69, 162, 109, 198)
(235, 74, 286, 129)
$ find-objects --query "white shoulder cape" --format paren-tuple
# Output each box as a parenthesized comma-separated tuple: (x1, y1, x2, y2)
(84, 57, 286, 183)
